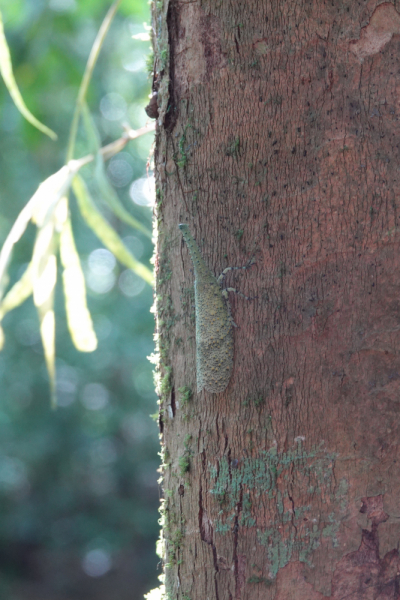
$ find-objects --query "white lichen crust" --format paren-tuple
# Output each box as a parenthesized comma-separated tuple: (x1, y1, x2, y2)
(179, 224, 234, 393)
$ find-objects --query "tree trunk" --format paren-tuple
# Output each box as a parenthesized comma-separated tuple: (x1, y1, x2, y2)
(153, 1, 400, 598)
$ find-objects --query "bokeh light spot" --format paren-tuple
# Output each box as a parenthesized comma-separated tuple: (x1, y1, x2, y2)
(100, 93, 127, 121)
(118, 270, 145, 297)
(87, 249, 116, 294)
(129, 175, 155, 207)
(82, 548, 112, 577)
(81, 383, 109, 411)
(107, 154, 133, 188)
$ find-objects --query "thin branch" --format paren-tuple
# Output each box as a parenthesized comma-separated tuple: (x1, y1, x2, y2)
(69, 122, 156, 167)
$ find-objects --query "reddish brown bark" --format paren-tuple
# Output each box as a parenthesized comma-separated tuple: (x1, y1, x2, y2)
(153, 1, 400, 598)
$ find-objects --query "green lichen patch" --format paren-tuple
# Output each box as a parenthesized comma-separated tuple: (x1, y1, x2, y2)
(174, 124, 192, 170)
(178, 386, 192, 407)
(226, 135, 240, 157)
(178, 454, 190, 476)
(183, 434, 192, 449)
(160, 366, 172, 398)
(209, 443, 347, 578)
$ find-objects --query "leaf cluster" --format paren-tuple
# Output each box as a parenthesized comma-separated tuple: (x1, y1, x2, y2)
(0, 1, 154, 405)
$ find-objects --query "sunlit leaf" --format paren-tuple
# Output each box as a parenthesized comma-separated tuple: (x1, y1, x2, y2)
(0, 160, 88, 301)
(60, 217, 97, 352)
(0, 261, 33, 320)
(33, 254, 57, 307)
(39, 307, 56, 408)
(0, 11, 57, 140)
(30, 222, 58, 406)
(72, 174, 153, 285)
(0, 215, 58, 338)
(32, 223, 58, 407)
(0, 195, 39, 299)
(53, 195, 69, 231)
(31, 162, 82, 227)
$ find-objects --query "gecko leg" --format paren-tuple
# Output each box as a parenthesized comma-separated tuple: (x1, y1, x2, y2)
(221, 287, 256, 328)
(221, 289, 238, 327)
(225, 287, 256, 301)
(217, 257, 256, 285)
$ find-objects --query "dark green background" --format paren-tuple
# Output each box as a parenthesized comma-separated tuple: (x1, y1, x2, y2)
(0, 1, 159, 598)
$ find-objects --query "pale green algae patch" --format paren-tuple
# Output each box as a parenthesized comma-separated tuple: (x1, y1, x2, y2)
(209, 443, 348, 578)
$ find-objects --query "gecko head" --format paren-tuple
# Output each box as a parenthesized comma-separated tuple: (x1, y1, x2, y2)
(178, 223, 188, 232)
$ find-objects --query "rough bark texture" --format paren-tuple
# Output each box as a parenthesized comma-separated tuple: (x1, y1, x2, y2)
(153, 1, 400, 598)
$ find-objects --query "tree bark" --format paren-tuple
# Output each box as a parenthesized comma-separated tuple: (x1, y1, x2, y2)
(153, 1, 400, 598)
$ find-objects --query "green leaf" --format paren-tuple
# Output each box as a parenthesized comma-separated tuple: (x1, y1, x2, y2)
(0, 194, 38, 299)
(33, 248, 57, 408)
(0, 161, 86, 301)
(33, 233, 58, 408)
(0, 10, 57, 140)
(39, 306, 56, 409)
(0, 212, 59, 358)
(72, 174, 153, 286)
(81, 103, 152, 240)
(33, 252, 57, 308)
(0, 261, 34, 320)
(31, 219, 60, 407)
(66, 0, 122, 161)
(94, 154, 152, 239)
(31, 162, 85, 227)
(60, 217, 97, 352)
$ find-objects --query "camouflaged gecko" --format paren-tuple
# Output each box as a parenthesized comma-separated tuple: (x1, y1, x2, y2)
(179, 224, 254, 394)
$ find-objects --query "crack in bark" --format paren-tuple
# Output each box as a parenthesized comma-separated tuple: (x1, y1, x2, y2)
(164, 0, 178, 131)
(211, 543, 220, 600)
(170, 384, 176, 417)
(288, 461, 298, 537)
(233, 488, 243, 599)
(287, 491, 298, 537)
(199, 482, 221, 599)
(328, 496, 399, 599)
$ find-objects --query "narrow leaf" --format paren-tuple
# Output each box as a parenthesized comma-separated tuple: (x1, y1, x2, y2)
(81, 104, 152, 239)
(33, 253, 57, 307)
(94, 154, 152, 239)
(39, 307, 56, 408)
(0, 195, 39, 298)
(72, 175, 153, 285)
(31, 163, 81, 227)
(33, 234, 58, 407)
(0, 261, 33, 320)
(81, 101, 101, 152)
(0, 215, 58, 329)
(0, 163, 80, 298)
(0, 11, 57, 140)
(66, 0, 122, 161)
(60, 217, 97, 352)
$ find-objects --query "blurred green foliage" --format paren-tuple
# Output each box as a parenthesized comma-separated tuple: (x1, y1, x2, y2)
(0, 1, 159, 599)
